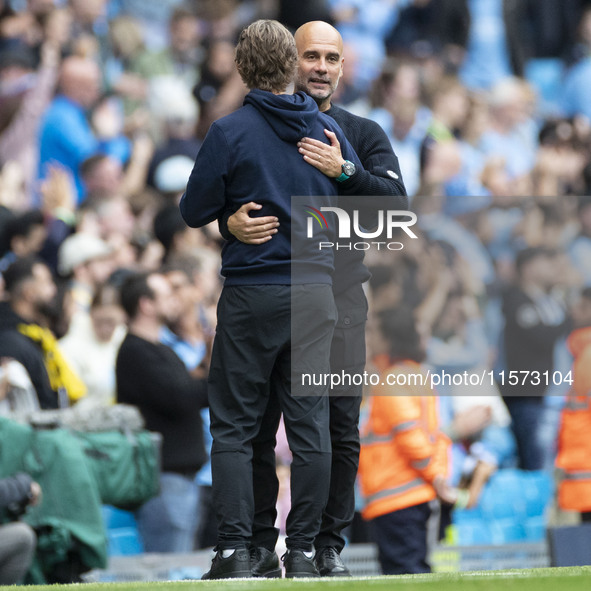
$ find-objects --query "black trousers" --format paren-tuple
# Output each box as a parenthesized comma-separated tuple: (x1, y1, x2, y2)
(252, 283, 367, 552)
(371, 502, 431, 575)
(208, 284, 336, 551)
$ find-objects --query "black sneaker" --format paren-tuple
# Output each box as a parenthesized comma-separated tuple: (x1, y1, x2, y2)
(201, 548, 251, 579)
(250, 547, 282, 578)
(282, 549, 320, 578)
(315, 546, 351, 577)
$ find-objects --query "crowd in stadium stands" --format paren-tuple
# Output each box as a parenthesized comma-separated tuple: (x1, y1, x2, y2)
(2, 0, 591, 582)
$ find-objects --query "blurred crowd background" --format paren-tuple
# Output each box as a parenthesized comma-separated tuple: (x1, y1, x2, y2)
(2, 0, 591, 579)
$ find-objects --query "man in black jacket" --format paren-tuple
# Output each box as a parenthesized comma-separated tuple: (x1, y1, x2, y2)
(116, 271, 208, 553)
(0, 473, 40, 585)
(500, 247, 570, 470)
(226, 20, 407, 577)
(0, 257, 60, 409)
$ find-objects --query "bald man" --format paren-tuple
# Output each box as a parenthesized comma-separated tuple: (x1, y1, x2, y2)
(38, 56, 129, 202)
(225, 21, 408, 578)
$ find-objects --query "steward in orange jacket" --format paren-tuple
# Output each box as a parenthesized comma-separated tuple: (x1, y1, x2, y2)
(358, 308, 453, 574)
(359, 361, 451, 520)
(556, 292, 591, 515)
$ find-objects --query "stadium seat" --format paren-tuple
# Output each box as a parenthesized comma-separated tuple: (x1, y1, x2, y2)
(107, 527, 144, 556)
(102, 505, 144, 556)
(102, 505, 137, 529)
(452, 469, 551, 546)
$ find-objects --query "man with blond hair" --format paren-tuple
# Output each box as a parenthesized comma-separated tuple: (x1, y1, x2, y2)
(225, 20, 407, 577)
(180, 19, 362, 579)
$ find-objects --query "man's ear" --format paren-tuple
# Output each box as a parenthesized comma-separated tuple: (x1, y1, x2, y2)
(339, 57, 344, 79)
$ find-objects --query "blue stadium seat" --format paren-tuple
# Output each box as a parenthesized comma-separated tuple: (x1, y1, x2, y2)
(454, 522, 492, 545)
(522, 471, 553, 518)
(102, 505, 144, 556)
(490, 519, 526, 544)
(452, 469, 551, 546)
(524, 516, 547, 542)
(102, 505, 137, 529)
(107, 527, 144, 556)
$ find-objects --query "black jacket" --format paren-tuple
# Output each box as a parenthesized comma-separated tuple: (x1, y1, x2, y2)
(326, 104, 408, 295)
(501, 285, 570, 399)
(0, 302, 57, 409)
(116, 334, 208, 475)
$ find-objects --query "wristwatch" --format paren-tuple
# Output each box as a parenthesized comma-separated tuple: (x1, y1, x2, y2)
(335, 160, 356, 182)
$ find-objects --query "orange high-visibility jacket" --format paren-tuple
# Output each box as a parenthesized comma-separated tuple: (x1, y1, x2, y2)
(556, 327, 591, 512)
(358, 360, 450, 520)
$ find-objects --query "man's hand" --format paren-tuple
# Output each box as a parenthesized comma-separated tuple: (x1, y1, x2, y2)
(298, 129, 345, 178)
(433, 475, 458, 505)
(40, 165, 76, 218)
(29, 482, 42, 506)
(228, 202, 279, 245)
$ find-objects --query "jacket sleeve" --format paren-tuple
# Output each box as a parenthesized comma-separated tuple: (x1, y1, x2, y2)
(338, 119, 408, 203)
(180, 122, 231, 228)
(378, 396, 441, 483)
(0, 473, 33, 508)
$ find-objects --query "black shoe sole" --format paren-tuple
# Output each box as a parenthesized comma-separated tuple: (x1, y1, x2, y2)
(319, 570, 352, 577)
(285, 571, 320, 578)
(252, 568, 282, 578)
(202, 570, 251, 580)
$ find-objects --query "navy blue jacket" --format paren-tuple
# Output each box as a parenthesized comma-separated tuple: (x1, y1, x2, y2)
(180, 89, 362, 285)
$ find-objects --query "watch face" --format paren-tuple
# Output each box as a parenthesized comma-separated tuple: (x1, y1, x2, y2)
(342, 161, 356, 176)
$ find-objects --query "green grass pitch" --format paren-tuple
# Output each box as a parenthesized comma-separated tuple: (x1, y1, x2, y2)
(6, 567, 591, 591)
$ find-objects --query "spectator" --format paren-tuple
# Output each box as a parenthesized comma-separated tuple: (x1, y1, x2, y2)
(480, 77, 538, 181)
(153, 203, 206, 263)
(358, 307, 455, 575)
(500, 247, 571, 470)
(160, 257, 210, 375)
(37, 55, 130, 202)
(116, 271, 208, 552)
(117, 0, 188, 51)
(131, 7, 202, 92)
(146, 81, 201, 191)
(0, 209, 46, 272)
(193, 38, 246, 140)
(0, 7, 69, 205)
(59, 281, 125, 408)
(57, 232, 116, 318)
(80, 154, 124, 199)
(458, 0, 528, 90)
(0, 256, 85, 408)
(0, 473, 40, 585)
(368, 60, 431, 196)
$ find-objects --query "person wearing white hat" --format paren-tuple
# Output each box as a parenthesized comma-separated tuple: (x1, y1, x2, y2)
(57, 232, 116, 343)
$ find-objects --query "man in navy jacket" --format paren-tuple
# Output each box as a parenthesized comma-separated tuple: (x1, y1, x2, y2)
(224, 21, 408, 577)
(180, 19, 362, 579)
